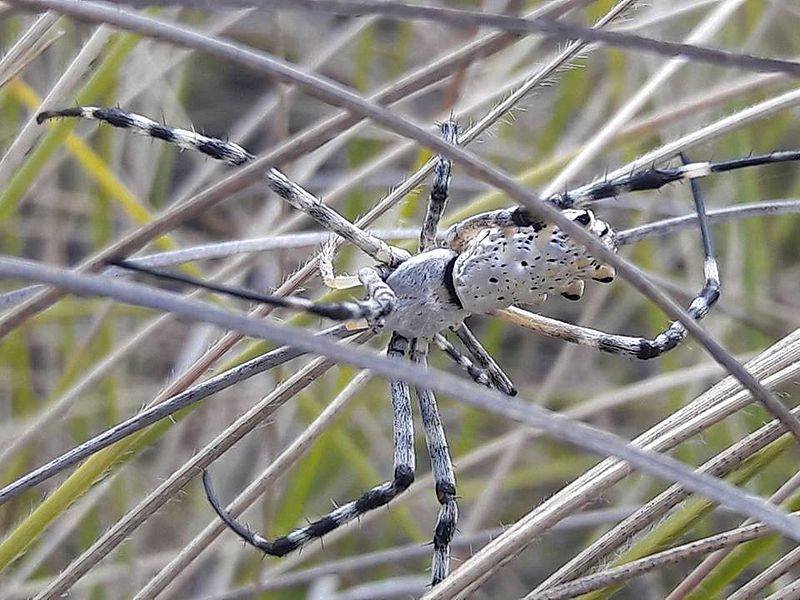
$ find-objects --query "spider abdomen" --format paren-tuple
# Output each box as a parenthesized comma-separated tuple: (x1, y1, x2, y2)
(452, 222, 617, 314)
(382, 249, 469, 339)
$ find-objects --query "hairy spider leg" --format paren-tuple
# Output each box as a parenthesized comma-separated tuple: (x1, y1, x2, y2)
(203, 333, 416, 556)
(432, 333, 493, 389)
(420, 120, 458, 252)
(107, 258, 395, 326)
(450, 322, 517, 396)
(548, 150, 800, 209)
(411, 339, 458, 585)
(37, 106, 255, 166)
(266, 168, 411, 268)
(496, 154, 720, 360)
(446, 150, 800, 245)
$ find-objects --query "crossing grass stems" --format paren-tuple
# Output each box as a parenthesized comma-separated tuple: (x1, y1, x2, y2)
(34, 105, 800, 586)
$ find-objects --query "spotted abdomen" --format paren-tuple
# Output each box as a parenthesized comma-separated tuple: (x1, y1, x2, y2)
(452, 210, 617, 314)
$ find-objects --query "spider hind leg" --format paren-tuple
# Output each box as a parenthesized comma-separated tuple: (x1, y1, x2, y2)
(631, 157, 720, 359)
(497, 154, 720, 360)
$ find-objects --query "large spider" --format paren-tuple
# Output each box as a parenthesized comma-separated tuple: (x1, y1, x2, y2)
(34, 106, 800, 585)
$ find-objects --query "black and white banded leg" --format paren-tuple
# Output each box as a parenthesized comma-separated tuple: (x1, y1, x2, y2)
(498, 156, 720, 360)
(203, 333, 415, 557)
(432, 333, 493, 389)
(627, 156, 720, 359)
(267, 169, 410, 268)
(107, 259, 396, 325)
(37, 106, 255, 166)
(419, 120, 458, 253)
(547, 150, 800, 209)
(450, 323, 517, 396)
(444, 151, 800, 247)
(411, 339, 458, 585)
(599, 154, 719, 359)
(37, 105, 410, 269)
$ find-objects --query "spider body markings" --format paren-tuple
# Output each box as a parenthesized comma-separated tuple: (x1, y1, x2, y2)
(375, 210, 616, 339)
(448, 208, 616, 314)
(37, 106, 799, 586)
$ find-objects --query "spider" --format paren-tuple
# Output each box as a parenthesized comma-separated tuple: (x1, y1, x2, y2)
(35, 106, 800, 586)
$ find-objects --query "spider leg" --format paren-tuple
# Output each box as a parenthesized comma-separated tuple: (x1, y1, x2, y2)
(450, 323, 517, 396)
(548, 150, 800, 209)
(37, 106, 254, 166)
(419, 120, 458, 252)
(203, 333, 415, 557)
(267, 169, 410, 267)
(432, 333, 493, 389)
(36, 106, 409, 268)
(446, 148, 800, 241)
(497, 306, 685, 359)
(108, 259, 395, 326)
(319, 238, 362, 290)
(411, 339, 458, 586)
(499, 162, 720, 360)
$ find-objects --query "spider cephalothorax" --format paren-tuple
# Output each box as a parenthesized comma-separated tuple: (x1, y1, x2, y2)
(36, 106, 800, 586)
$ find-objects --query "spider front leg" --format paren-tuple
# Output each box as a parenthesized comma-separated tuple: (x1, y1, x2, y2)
(203, 333, 415, 557)
(108, 259, 395, 326)
(37, 105, 411, 273)
(37, 106, 255, 165)
(411, 339, 458, 585)
(267, 168, 410, 268)
(419, 120, 458, 252)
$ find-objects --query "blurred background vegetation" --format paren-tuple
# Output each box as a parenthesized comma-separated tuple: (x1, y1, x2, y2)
(0, 1, 799, 598)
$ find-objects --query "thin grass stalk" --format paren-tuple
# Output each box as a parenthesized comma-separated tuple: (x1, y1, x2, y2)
(533, 369, 800, 597)
(533, 506, 800, 599)
(102, 0, 800, 76)
(31, 332, 372, 598)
